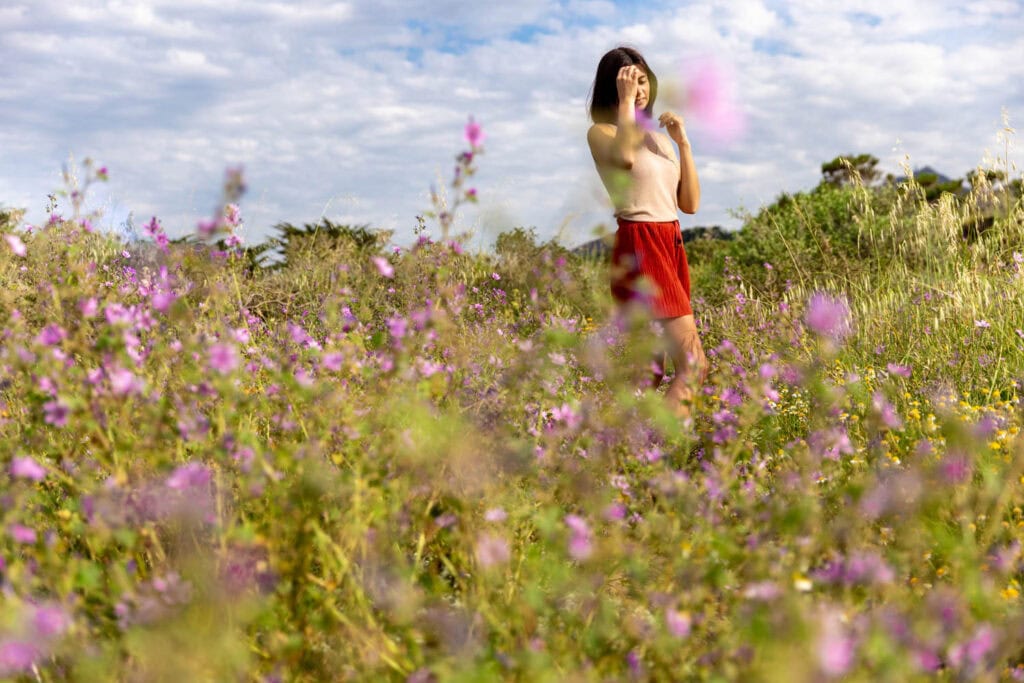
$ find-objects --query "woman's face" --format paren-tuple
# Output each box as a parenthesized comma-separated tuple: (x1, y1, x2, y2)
(633, 67, 650, 109)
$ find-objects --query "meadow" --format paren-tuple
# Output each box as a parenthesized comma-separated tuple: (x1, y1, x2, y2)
(1, 125, 1023, 682)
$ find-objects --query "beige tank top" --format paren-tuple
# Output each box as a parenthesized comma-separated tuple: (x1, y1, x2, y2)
(594, 129, 680, 222)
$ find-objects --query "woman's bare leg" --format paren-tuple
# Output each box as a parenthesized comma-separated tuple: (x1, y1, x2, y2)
(659, 315, 708, 418)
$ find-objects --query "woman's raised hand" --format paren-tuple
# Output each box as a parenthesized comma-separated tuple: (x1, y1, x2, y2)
(658, 111, 690, 146)
(616, 65, 641, 105)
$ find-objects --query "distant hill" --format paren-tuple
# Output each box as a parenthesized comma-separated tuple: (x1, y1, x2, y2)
(893, 166, 953, 184)
(571, 225, 732, 261)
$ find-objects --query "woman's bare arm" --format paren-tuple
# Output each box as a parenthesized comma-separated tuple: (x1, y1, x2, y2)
(676, 138, 700, 214)
(658, 112, 700, 214)
(588, 66, 645, 169)
(587, 106, 644, 170)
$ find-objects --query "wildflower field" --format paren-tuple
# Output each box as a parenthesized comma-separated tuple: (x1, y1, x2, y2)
(1, 129, 1024, 682)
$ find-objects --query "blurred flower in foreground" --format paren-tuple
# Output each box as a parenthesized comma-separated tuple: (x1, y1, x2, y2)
(635, 107, 656, 132)
(4, 234, 26, 257)
(464, 116, 485, 147)
(806, 292, 853, 344)
(10, 456, 46, 482)
(0, 640, 38, 676)
(665, 608, 692, 638)
(564, 514, 593, 561)
(665, 57, 745, 144)
(817, 609, 856, 677)
(474, 533, 510, 569)
(372, 256, 394, 278)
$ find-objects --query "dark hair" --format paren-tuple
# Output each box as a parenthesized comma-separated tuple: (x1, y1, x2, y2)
(588, 46, 658, 124)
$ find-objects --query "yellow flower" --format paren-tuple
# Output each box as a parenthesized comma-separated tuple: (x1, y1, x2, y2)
(1002, 587, 1020, 600)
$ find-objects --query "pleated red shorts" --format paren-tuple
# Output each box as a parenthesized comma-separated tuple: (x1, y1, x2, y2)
(610, 217, 692, 319)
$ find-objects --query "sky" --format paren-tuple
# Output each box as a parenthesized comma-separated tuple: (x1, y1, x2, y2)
(1, 0, 1022, 252)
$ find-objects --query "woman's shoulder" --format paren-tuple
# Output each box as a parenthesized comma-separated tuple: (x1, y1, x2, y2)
(587, 122, 616, 136)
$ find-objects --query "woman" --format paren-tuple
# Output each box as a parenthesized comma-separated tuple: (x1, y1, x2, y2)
(586, 45, 708, 418)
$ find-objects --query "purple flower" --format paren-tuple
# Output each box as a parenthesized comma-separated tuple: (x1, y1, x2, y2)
(43, 399, 70, 428)
(8, 524, 37, 544)
(386, 316, 407, 339)
(464, 116, 485, 147)
(818, 611, 855, 677)
(550, 403, 582, 431)
(665, 608, 692, 638)
(808, 426, 855, 461)
(32, 604, 71, 638)
(371, 256, 394, 278)
(104, 303, 133, 326)
(35, 324, 67, 347)
(940, 452, 972, 485)
(197, 217, 218, 238)
(484, 507, 507, 523)
(974, 320, 990, 329)
(564, 514, 593, 560)
(151, 291, 177, 312)
(805, 292, 852, 343)
(886, 363, 912, 378)
(4, 233, 27, 257)
(676, 57, 745, 143)
(915, 649, 941, 672)
(871, 392, 903, 430)
(321, 351, 344, 372)
(0, 640, 39, 675)
(166, 462, 212, 491)
(474, 533, 510, 568)
(208, 343, 239, 375)
(109, 367, 144, 396)
(635, 107, 656, 132)
(79, 297, 98, 318)
(10, 456, 46, 482)
(603, 502, 627, 521)
(949, 624, 996, 669)
(626, 649, 643, 676)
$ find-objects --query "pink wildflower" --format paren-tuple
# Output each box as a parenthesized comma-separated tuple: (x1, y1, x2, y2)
(484, 507, 507, 523)
(464, 116, 485, 147)
(10, 456, 46, 482)
(474, 533, 510, 568)
(818, 610, 856, 677)
(805, 292, 852, 343)
(79, 297, 98, 318)
(4, 234, 26, 257)
(109, 367, 144, 396)
(35, 325, 66, 348)
(564, 514, 593, 560)
(665, 608, 692, 638)
(32, 604, 71, 638)
(0, 640, 39, 675)
(208, 343, 239, 375)
(886, 363, 912, 378)
(43, 399, 69, 427)
(371, 256, 394, 278)
(9, 524, 36, 544)
(321, 351, 344, 372)
(166, 462, 212, 490)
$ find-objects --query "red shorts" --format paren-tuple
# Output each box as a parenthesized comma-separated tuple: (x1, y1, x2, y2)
(610, 217, 692, 319)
